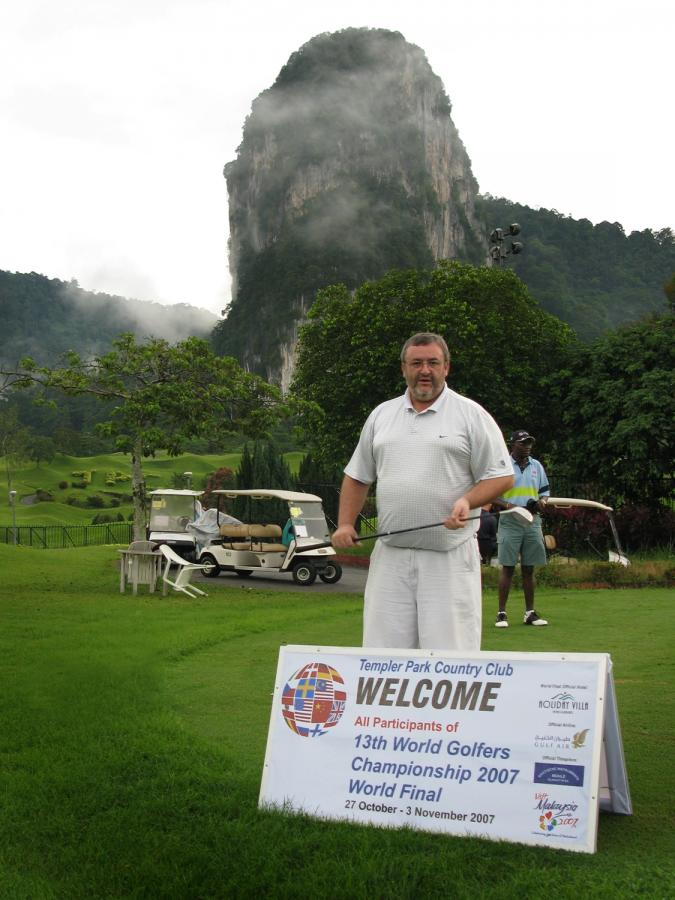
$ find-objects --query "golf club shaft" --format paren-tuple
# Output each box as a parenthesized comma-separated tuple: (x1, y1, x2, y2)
(294, 510, 515, 553)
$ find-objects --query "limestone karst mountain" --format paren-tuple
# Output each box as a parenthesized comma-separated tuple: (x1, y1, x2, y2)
(213, 28, 486, 387)
(213, 27, 674, 385)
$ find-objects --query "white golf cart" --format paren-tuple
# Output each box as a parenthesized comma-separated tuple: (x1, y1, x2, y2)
(147, 489, 204, 557)
(197, 489, 342, 586)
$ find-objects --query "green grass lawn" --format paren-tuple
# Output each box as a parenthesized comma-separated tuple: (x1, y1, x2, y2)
(1, 544, 673, 898)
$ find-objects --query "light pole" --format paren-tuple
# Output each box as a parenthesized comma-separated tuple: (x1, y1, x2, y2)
(183, 471, 192, 489)
(8, 489, 17, 545)
(490, 223, 523, 266)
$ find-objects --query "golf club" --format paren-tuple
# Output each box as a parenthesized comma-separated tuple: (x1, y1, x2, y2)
(294, 505, 533, 553)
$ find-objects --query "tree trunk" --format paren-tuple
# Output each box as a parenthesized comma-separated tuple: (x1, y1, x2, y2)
(131, 440, 147, 541)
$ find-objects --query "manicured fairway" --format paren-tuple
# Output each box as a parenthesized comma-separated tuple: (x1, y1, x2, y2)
(1, 545, 673, 898)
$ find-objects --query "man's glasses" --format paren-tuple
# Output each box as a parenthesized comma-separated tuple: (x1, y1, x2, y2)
(404, 359, 445, 370)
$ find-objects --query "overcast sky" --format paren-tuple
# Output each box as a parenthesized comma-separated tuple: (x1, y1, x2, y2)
(1, 0, 672, 317)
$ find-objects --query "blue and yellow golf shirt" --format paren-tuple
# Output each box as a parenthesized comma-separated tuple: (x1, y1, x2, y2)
(500, 456, 550, 507)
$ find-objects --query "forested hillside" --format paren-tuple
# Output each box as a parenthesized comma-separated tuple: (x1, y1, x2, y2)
(477, 197, 674, 340)
(0, 270, 217, 366)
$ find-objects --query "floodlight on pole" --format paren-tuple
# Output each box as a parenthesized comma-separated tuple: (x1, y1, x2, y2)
(183, 471, 192, 489)
(489, 222, 524, 266)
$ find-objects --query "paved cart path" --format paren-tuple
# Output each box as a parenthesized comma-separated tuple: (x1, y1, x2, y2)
(192, 562, 367, 594)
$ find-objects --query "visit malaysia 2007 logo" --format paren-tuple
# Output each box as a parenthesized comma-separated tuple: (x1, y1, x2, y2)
(281, 662, 347, 737)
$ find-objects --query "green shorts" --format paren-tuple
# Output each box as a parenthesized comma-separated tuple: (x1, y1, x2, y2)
(497, 514, 547, 567)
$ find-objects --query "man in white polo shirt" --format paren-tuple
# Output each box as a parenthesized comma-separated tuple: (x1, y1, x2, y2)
(331, 333, 514, 651)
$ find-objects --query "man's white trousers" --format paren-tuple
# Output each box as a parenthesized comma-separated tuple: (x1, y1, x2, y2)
(363, 538, 482, 651)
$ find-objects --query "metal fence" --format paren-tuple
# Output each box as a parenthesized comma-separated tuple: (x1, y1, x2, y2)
(0, 522, 133, 549)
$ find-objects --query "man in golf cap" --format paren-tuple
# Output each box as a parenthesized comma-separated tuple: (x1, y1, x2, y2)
(332, 332, 514, 651)
(494, 430, 550, 627)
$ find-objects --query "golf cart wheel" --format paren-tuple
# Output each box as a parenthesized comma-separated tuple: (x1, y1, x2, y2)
(200, 553, 220, 578)
(292, 561, 317, 586)
(319, 562, 342, 584)
(234, 569, 253, 578)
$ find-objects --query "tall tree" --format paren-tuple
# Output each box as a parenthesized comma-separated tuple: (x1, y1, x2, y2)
(27, 435, 56, 468)
(664, 273, 675, 312)
(546, 311, 675, 507)
(231, 440, 294, 523)
(3, 334, 288, 538)
(291, 261, 576, 466)
(0, 404, 32, 499)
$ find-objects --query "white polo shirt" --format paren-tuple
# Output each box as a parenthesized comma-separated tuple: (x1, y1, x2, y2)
(344, 386, 512, 551)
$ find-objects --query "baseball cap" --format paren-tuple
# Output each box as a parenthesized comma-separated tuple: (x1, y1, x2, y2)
(509, 429, 535, 444)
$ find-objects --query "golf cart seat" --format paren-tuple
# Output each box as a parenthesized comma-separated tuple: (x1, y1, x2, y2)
(220, 523, 251, 551)
(249, 523, 285, 552)
(219, 523, 286, 553)
(220, 523, 250, 539)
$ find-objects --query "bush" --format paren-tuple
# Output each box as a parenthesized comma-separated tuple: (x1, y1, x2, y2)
(202, 467, 236, 508)
(105, 471, 130, 486)
(534, 564, 569, 589)
(91, 512, 126, 524)
(91, 513, 112, 524)
(613, 503, 675, 553)
(71, 481, 88, 489)
(588, 562, 633, 587)
(58, 480, 68, 490)
(85, 495, 106, 508)
(35, 490, 54, 502)
(479, 558, 674, 589)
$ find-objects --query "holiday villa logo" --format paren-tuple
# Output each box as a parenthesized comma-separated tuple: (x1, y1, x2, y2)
(538, 691, 589, 714)
(281, 662, 347, 737)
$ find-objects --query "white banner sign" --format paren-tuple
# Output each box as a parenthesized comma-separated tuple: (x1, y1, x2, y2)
(259, 647, 630, 854)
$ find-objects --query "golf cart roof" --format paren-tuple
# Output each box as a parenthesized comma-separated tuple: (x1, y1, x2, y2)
(148, 489, 203, 497)
(212, 489, 323, 503)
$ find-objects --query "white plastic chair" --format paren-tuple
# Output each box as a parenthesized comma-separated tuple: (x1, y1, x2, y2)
(159, 544, 208, 598)
(119, 541, 161, 594)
